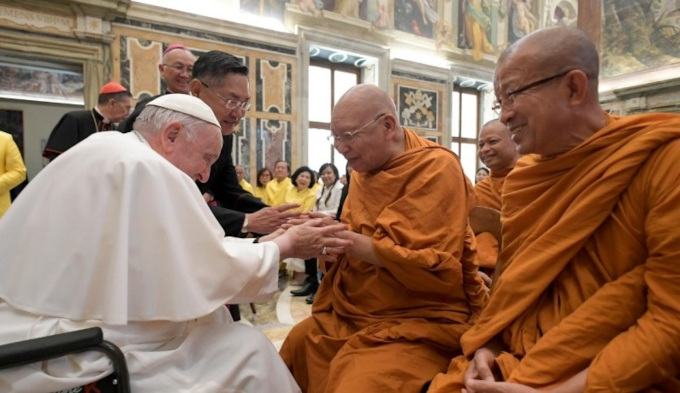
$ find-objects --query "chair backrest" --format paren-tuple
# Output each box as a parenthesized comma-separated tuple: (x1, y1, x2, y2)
(0, 327, 131, 393)
(469, 205, 502, 246)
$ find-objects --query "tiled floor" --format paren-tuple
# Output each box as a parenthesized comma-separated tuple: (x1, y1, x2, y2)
(237, 275, 313, 350)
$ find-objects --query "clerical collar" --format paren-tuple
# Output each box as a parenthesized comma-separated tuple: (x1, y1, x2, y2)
(93, 106, 111, 124)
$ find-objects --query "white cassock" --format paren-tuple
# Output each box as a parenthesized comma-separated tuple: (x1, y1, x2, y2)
(0, 131, 301, 393)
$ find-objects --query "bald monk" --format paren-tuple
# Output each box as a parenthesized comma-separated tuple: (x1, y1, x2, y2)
(280, 84, 488, 393)
(426, 26, 680, 393)
(474, 119, 519, 274)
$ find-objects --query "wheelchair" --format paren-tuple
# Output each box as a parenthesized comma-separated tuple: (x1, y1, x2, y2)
(0, 327, 131, 392)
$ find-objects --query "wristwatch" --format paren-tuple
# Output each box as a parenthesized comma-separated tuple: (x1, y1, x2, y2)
(241, 217, 249, 234)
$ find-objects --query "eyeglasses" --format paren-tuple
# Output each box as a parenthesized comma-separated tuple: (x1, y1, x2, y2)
(162, 63, 194, 74)
(492, 70, 572, 114)
(327, 113, 387, 145)
(200, 81, 252, 111)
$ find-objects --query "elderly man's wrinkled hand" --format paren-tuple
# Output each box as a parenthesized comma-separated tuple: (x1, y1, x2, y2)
(283, 212, 338, 228)
(463, 347, 499, 391)
(245, 203, 301, 234)
(273, 219, 352, 260)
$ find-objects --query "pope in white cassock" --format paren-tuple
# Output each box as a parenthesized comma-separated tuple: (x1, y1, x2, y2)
(0, 94, 350, 392)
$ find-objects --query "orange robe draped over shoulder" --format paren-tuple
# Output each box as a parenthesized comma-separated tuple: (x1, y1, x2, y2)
(280, 128, 488, 393)
(473, 169, 510, 269)
(428, 113, 680, 392)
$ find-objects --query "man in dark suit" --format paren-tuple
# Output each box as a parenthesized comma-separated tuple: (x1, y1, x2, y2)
(43, 82, 132, 162)
(117, 44, 196, 133)
(189, 50, 299, 238)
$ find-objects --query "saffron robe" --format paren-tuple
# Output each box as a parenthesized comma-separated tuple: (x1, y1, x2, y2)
(0, 131, 299, 392)
(427, 113, 680, 392)
(280, 128, 488, 393)
(473, 168, 510, 269)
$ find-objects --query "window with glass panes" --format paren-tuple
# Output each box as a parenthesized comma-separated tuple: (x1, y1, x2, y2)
(307, 59, 360, 175)
(451, 85, 481, 183)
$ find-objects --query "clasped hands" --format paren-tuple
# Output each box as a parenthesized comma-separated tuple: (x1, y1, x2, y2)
(259, 211, 353, 261)
(282, 212, 355, 261)
(462, 346, 586, 393)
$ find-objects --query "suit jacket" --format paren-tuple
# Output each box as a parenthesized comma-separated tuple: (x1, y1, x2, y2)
(117, 95, 160, 134)
(199, 134, 268, 236)
(43, 109, 108, 161)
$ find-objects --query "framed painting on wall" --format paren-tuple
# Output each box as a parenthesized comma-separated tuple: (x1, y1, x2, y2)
(0, 62, 84, 105)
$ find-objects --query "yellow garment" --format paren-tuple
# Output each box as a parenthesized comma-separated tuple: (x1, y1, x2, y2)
(284, 186, 316, 212)
(252, 185, 269, 204)
(428, 113, 680, 392)
(280, 128, 488, 393)
(0, 131, 26, 218)
(472, 168, 510, 269)
(265, 177, 292, 206)
(239, 178, 254, 193)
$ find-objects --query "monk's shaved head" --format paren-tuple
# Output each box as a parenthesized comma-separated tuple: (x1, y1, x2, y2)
(498, 26, 599, 90)
(333, 84, 398, 120)
(478, 119, 519, 172)
(493, 26, 606, 157)
(331, 84, 404, 173)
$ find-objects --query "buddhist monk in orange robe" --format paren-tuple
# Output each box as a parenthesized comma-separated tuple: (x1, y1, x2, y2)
(280, 84, 488, 393)
(474, 119, 519, 273)
(427, 26, 680, 393)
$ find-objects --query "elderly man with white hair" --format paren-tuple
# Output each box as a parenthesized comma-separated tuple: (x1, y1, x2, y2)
(0, 94, 350, 392)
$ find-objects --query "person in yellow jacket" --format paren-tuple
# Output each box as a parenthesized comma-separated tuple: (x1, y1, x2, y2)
(284, 166, 316, 212)
(235, 164, 254, 193)
(0, 131, 26, 219)
(266, 160, 292, 206)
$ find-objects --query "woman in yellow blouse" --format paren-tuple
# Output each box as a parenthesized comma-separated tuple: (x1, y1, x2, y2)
(251, 167, 272, 205)
(284, 166, 316, 212)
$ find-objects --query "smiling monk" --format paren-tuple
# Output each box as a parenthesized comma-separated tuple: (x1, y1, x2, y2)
(280, 84, 488, 393)
(474, 119, 519, 273)
(426, 26, 680, 393)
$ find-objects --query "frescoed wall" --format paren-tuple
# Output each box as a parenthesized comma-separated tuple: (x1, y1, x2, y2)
(7, 0, 680, 179)
(246, 0, 555, 64)
(601, 0, 680, 78)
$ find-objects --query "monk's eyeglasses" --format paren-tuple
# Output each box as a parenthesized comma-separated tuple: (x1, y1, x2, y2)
(492, 70, 572, 114)
(327, 113, 387, 146)
(200, 80, 252, 111)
